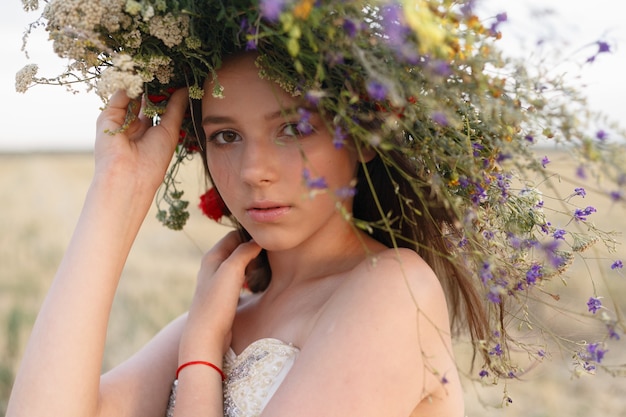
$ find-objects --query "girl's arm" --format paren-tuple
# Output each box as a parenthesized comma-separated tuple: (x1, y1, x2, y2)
(6, 89, 189, 417)
(173, 232, 261, 417)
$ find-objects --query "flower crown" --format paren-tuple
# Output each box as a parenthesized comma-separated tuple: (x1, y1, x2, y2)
(18, 0, 626, 392)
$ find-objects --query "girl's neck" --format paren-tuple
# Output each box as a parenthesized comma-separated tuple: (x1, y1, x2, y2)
(264, 222, 385, 292)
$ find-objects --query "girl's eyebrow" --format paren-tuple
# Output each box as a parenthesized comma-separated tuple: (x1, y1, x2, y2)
(201, 115, 236, 126)
(265, 105, 318, 121)
(202, 106, 317, 126)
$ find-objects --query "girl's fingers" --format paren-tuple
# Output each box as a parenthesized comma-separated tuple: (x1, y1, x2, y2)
(199, 231, 245, 272)
(158, 88, 189, 137)
(196, 237, 261, 297)
(97, 90, 140, 135)
(106, 89, 132, 110)
(218, 240, 262, 279)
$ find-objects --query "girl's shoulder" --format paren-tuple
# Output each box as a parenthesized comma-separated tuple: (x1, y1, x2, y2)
(318, 246, 452, 352)
(286, 247, 462, 416)
(344, 247, 447, 313)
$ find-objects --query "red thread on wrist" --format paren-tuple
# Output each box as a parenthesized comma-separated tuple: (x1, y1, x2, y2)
(176, 361, 226, 381)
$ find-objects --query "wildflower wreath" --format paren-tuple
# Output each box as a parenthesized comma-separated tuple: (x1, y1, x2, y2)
(17, 0, 626, 393)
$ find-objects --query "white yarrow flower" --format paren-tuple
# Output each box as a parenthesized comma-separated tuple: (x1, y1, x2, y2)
(97, 66, 144, 99)
(15, 64, 39, 93)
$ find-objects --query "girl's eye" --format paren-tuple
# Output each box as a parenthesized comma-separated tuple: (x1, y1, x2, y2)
(278, 122, 314, 139)
(209, 130, 242, 144)
(281, 123, 301, 137)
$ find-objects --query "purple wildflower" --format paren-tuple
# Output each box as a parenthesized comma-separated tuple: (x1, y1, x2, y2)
(489, 343, 503, 356)
(597, 41, 611, 53)
(525, 263, 542, 286)
(611, 260, 623, 270)
(333, 126, 346, 149)
(573, 206, 597, 221)
(260, 0, 287, 21)
(460, 0, 477, 17)
(302, 168, 328, 190)
(487, 287, 502, 304)
(335, 186, 357, 199)
(587, 297, 602, 314)
(586, 343, 607, 363)
(596, 129, 608, 141)
(488, 12, 508, 36)
(479, 262, 493, 284)
(431, 111, 449, 126)
(472, 142, 484, 157)
(304, 90, 325, 106)
(470, 184, 488, 205)
(541, 156, 550, 168)
(366, 80, 387, 101)
(552, 229, 567, 240)
(608, 324, 621, 341)
(380, 4, 418, 62)
(524, 134, 535, 143)
(430, 60, 452, 77)
(496, 152, 512, 163)
(297, 108, 313, 135)
(479, 369, 489, 378)
(582, 362, 596, 372)
(343, 19, 358, 38)
(574, 187, 586, 198)
(576, 165, 587, 179)
(542, 239, 563, 269)
(239, 19, 259, 50)
(609, 191, 622, 202)
(586, 41, 611, 63)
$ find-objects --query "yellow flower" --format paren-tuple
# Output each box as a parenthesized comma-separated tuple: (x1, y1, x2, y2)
(402, 0, 451, 56)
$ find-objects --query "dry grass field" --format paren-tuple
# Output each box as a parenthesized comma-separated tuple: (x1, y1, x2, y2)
(1, 150, 624, 416)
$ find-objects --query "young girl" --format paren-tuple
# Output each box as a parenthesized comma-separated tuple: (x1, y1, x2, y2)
(8, 45, 483, 415)
(10, 1, 625, 416)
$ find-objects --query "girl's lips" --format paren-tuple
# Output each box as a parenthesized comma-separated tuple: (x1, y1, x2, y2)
(245, 206, 291, 222)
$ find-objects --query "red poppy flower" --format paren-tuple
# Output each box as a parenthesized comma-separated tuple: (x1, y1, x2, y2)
(198, 187, 227, 221)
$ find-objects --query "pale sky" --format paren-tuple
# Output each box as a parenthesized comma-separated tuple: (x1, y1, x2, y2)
(1, 0, 624, 151)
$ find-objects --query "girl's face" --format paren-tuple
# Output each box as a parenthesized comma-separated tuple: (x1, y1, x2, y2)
(202, 54, 361, 252)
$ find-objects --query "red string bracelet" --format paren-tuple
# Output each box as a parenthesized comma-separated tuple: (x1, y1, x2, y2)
(176, 361, 226, 381)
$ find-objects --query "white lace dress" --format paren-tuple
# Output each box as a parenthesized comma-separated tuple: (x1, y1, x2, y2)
(166, 338, 299, 417)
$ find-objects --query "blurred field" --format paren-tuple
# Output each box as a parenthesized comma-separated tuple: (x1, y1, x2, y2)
(0, 151, 625, 416)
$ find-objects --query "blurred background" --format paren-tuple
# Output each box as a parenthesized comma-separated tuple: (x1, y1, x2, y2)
(1, 1, 625, 415)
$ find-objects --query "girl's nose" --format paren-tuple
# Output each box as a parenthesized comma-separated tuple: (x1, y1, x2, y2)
(239, 137, 280, 186)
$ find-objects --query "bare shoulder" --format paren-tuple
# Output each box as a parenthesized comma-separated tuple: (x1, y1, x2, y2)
(345, 247, 449, 321)
(263, 248, 463, 417)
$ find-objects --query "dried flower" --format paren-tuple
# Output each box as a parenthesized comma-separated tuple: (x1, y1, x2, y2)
(15, 64, 38, 93)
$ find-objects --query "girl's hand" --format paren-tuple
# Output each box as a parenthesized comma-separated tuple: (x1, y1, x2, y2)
(93, 89, 189, 193)
(180, 232, 262, 358)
